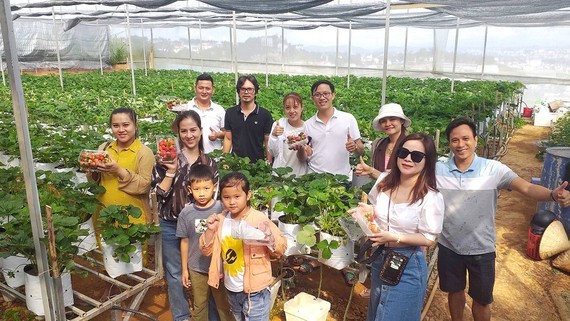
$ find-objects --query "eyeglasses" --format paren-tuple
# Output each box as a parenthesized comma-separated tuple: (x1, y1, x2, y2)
(397, 147, 426, 163)
(312, 92, 332, 99)
(239, 87, 255, 93)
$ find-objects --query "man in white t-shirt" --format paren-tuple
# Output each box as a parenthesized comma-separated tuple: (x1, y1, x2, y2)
(302, 79, 364, 178)
(186, 73, 226, 154)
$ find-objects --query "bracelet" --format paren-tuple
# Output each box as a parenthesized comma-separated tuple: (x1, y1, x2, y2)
(395, 232, 401, 244)
(550, 190, 557, 202)
(165, 172, 175, 178)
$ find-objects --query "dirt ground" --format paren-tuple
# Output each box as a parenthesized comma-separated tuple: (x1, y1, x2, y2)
(2, 124, 569, 320)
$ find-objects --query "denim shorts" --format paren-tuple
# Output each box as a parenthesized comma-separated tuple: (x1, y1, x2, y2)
(367, 246, 427, 321)
(226, 288, 271, 321)
(437, 243, 496, 305)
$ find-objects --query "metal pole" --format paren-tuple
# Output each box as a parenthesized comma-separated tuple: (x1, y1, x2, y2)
(403, 27, 409, 72)
(0, 55, 6, 86)
(231, 12, 238, 104)
(97, 20, 103, 75)
(0, 1, 56, 319)
(51, 7, 63, 90)
(381, 0, 391, 106)
(347, 21, 352, 88)
(481, 25, 488, 79)
(265, 20, 268, 87)
(451, 18, 460, 93)
(125, 4, 136, 96)
(141, 19, 147, 76)
(281, 27, 285, 73)
(199, 19, 203, 71)
(187, 26, 192, 68)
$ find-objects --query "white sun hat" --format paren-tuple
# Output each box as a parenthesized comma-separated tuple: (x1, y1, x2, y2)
(372, 103, 412, 132)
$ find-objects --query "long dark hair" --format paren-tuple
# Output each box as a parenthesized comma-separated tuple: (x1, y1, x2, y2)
(174, 110, 206, 164)
(376, 133, 438, 204)
(109, 107, 139, 137)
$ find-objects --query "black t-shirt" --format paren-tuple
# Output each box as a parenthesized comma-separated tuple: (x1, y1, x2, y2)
(224, 103, 273, 163)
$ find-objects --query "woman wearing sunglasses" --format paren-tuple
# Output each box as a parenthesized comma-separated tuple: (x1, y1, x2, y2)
(349, 133, 444, 321)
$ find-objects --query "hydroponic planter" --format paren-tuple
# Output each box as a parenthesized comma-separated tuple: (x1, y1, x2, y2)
(101, 240, 143, 278)
(24, 265, 74, 316)
(318, 231, 354, 270)
(278, 217, 310, 256)
(75, 216, 97, 255)
(1, 255, 30, 288)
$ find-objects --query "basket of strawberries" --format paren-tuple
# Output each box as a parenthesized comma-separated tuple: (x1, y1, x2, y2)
(78, 150, 111, 172)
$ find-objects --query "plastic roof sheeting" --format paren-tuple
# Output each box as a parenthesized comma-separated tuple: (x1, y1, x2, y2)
(6, 0, 570, 30)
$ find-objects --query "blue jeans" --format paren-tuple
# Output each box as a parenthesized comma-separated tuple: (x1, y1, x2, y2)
(161, 219, 191, 321)
(227, 288, 271, 321)
(367, 247, 427, 321)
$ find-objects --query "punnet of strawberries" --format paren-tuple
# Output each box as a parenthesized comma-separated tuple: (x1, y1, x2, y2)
(78, 150, 111, 172)
(157, 137, 178, 163)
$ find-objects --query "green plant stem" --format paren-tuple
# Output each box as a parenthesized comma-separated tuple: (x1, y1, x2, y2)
(343, 282, 356, 321)
(318, 263, 323, 299)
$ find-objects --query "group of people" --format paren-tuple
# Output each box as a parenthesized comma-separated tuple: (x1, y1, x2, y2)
(86, 71, 569, 321)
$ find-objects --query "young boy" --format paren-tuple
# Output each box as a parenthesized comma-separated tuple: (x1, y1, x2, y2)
(176, 164, 233, 321)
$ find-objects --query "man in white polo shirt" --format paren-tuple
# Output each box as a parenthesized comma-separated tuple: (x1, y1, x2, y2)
(186, 73, 226, 154)
(302, 79, 363, 178)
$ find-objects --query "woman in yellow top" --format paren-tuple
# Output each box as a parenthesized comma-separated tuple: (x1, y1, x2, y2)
(89, 107, 155, 225)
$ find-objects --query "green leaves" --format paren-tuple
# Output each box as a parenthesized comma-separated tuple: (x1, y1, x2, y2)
(98, 204, 161, 263)
(296, 225, 317, 247)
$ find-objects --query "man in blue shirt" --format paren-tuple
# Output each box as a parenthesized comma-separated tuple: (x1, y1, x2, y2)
(436, 117, 569, 321)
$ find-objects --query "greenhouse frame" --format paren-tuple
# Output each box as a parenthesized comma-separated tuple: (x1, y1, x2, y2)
(1, 1, 569, 320)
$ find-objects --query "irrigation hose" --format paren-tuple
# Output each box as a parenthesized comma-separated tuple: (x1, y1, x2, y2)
(420, 275, 439, 321)
(110, 305, 159, 321)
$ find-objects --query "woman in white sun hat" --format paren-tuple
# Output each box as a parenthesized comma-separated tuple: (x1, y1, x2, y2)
(355, 103, 412, 299)
(356, 103, 411, 180)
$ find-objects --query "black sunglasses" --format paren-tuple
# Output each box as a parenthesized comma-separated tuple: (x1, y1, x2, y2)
(397, 147, 426, 163)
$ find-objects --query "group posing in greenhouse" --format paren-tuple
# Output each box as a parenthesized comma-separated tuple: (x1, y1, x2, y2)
(87, 73, 570, 321)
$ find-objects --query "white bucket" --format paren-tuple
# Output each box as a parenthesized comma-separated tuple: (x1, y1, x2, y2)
(24, 266, 74, 316)
(102, 241, 143, 278)
(318, 232, 354, 270)
(284, 292, 330, 321)
(75, 216, 98, 255)
(278, 218, 310, 256)
(1, 255, 30, 288)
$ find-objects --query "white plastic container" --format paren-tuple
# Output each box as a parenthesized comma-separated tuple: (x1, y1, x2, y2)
(284, 292, 331, 321)
(101, 241, 143, 278)
(25, 266, 74, 316)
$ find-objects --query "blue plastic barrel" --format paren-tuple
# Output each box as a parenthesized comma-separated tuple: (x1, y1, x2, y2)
(538, 147, 570, 234)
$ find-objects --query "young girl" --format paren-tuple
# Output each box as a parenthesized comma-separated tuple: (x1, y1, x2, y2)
(200, 172, 287, 321)
(151, 110, 218, 321)
(350, 133, 444, 321)
(267, 92, 309, 176)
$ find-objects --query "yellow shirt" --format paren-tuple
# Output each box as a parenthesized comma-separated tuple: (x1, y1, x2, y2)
(97, 138, 155, 224)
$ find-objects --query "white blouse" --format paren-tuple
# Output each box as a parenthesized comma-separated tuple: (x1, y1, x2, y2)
(368, 173, 444, 241)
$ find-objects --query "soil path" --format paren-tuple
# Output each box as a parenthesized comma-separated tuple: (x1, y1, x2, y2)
(2, 124, 569, 320)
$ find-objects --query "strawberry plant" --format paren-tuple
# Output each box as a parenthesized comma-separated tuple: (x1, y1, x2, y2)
(98, 205, 161, 263)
